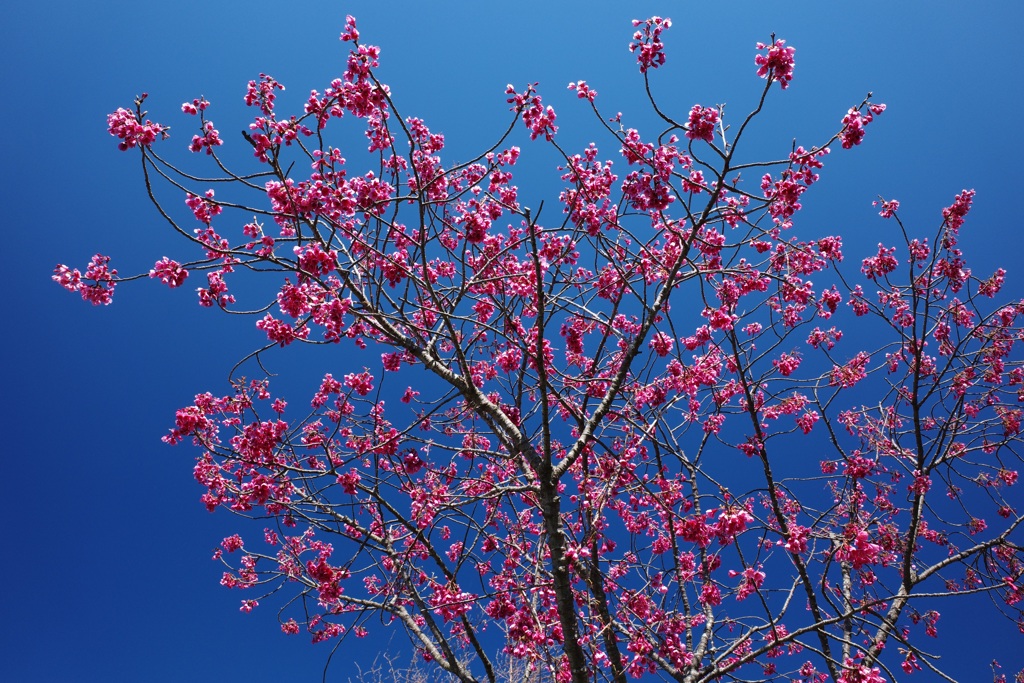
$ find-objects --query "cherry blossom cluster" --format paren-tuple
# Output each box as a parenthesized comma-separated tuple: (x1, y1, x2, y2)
(149, 257, 189, 288)
(875, 197, 899, 218)
(52, 254, 117, 305)
(943, 188, 975, 232)
(685, 104, 719, 143)
(840, 102, 885, 149)
(629, 16, 671, 73)
(244, 73, 286, 116)
(188, 120, 222, 154)
(107, 103, 166, 151)
(506, 83, 558, 141)
(755, 39, 796, 89)
(181, 97, 209, 115)
(566, 80, 597, 102)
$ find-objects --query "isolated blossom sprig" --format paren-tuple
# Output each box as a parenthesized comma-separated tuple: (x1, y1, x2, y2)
(629, 16, 671, 74)
(53, 254, 118, 305)
(107, 97, 168, 151)
(755, 38, 795, 89)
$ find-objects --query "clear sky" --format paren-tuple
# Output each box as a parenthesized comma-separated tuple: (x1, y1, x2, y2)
(5, 1, 1023, 681)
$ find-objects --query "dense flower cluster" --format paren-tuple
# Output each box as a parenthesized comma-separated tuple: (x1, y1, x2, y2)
(149, 257, 189, 288)
(189, 120, 223, 154)
(507, 83, 558, 141)
(840, 103, 885, 149)
(107, 104, 166, 151)
(685, 104, 719, 143)
(629, 16, 671, 73)
(755, 39, 795, 89)
(52, 254, 117, 305)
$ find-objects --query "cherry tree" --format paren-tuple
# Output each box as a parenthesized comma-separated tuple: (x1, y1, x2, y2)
(56, 15, 1024, 683)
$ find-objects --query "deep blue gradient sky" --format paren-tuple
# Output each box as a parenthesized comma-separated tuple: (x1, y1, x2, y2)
(5, 1, 1024, 681)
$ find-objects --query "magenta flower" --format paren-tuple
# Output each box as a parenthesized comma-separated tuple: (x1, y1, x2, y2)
(685, 104, 719, 143)
(629, 16, 671, 74)
(755, 39, 796, 89)
(841, 103, 884, 149)
(149, 257, 189, 288)
(107, 106, 167, 151)
(53, 254, 117, 305)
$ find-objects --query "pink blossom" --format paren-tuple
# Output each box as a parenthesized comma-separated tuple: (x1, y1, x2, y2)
(848, 285, 871, 316)
(699, 581, 721, 606)
(755, 39, 795, 89)
(221, 534, 244, 552)
(818, 286, 842, 317)
(703, 414, 725, 434)
(244, 73, 285, 116)
(277, 281, 314, 318)
(907, 238, 930, 264)
(256, 314, 309, 346)
(648, 331, 674, 357)
(837, 659, 887, 683)
(53, 254, 117, 305)
(830, 352, 870, 388)
(761, 170, 807, 226)
(773, 352, 801, 377)
(942, 189, 975, 233)
(337, 469, 361, 495)
(428, 583, 476, 622)
(339, 15, 359, 42)
(506, 84, 557, 141)
(702, 305, 737, 331)
(908, 471, 932, 495)
(979, 268, 1006, 297)
(783, 525, 810, 554)
(738, 437, 764, 458)
(835, 528, 882, 569)
(149, 257, 189, 288)
(807, 326, 842, 351)
(714, 507, 754, 545)
(312, 374, 342, 409)
(840, 103, 884, 149)
(796, 411, 819, 434)
(343, 370, 374, 396)
(629, 17, 671, 74)
(189, 120, 223, 154)
(345, 44, 380, 84)
(107, 105, 167, 151)
(567, 80, 597, 102)
(403, 449, 424, 474)
(875, 198, 900, 218)
(181, 97, 209, 115)
(998, 407, 1022, 437)
(185, 190, 223, 225)
(294, 243, 338, 277)
(861, 243, 898, 280)
(52, 264, 82, 293)
(197, 269, 234, 308)
(728, 566, 766, 601)
(685, 105, 719, 143)
(901, 652, 922, 675)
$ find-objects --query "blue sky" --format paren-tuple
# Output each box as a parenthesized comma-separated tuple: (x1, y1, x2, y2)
(5, 1, 1023, 680)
